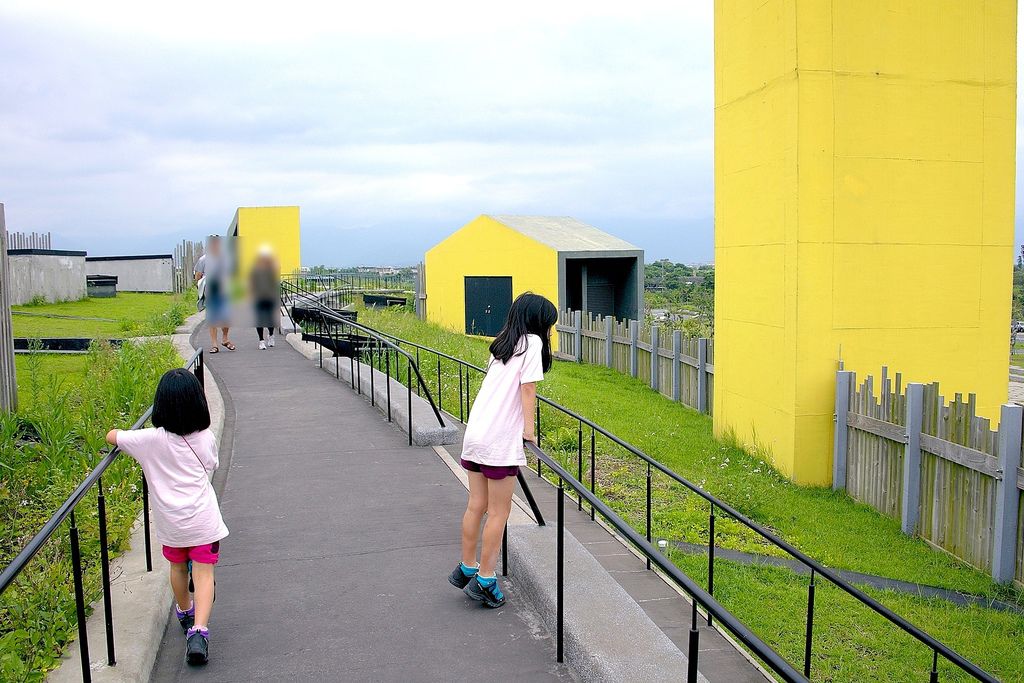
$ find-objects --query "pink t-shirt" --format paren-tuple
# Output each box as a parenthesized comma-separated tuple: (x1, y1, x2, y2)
(462, 334, 545, 467)
(116, 427, 229, 548)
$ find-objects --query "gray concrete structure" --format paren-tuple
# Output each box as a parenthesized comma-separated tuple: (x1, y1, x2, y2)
(7, 249, 86, 305)
(490, 215, 645, 321)
(86, 254, 174, 293)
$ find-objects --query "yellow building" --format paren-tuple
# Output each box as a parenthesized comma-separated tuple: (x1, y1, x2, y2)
(714, 2, 1016, 484)
(228, 206, 301, 280)
(425, 215, 644, 347)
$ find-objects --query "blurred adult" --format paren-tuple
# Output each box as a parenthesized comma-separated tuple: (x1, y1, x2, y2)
(250, 246, 280, 350)
(194, 235, 234, 353)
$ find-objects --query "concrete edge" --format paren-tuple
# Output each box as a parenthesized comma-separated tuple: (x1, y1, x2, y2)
(433, 444, 704, 683)
(286, 332, 457, 446)
(48, 310, 226, 682)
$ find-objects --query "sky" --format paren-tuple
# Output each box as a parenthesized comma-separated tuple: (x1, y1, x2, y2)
(0, 2, 1020, 267)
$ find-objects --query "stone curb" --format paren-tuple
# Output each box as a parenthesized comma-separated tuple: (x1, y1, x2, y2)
(48, 310, 225, 682)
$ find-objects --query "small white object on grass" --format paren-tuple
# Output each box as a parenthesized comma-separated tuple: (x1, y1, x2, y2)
(657, 539, 668, 552)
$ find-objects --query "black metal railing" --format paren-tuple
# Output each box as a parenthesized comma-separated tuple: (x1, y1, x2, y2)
(0, 347, 205, 683)
(282, 281, 547, 524)
(281, 281, 444, 445)
(355, 324, 998, 683)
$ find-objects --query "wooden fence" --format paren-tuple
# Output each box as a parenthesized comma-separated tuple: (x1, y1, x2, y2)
(7, 231, 51, 250)
(833, 369, 1024, 585)
(555, 310, 714, 415)
(0, 205, 17, 412)
(172, 239, 204, 293)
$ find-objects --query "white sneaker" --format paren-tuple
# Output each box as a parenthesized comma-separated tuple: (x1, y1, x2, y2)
(258, 341, 267, 350)
(268, 336, 275, 347)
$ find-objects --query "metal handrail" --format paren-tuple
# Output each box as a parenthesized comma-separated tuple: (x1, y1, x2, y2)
(0, 346, 205, 682)
(354, 323, 999, 683)
(526, 441, 806, 682)
(281, 281, 445, 430)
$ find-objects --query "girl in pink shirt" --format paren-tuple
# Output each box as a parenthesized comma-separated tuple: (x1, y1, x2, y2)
(449, 293, 557, 608)
(106, 368, 227, 666)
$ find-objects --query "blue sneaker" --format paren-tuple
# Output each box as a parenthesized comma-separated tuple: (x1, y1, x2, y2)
(464, 575, 505, 608)
(175, 602, 195, 634)
(448, 563, 478, 589)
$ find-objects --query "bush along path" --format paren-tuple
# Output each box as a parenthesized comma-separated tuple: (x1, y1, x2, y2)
(357, 307, 1024, 682)
(0, 340, 180, 680)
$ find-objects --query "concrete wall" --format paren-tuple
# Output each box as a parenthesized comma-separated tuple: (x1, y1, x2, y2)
(714, 1, 1017, 484)
(8, 250, 86, 305)
(86, 255, 174, 292)
(425, 215, 561, 350)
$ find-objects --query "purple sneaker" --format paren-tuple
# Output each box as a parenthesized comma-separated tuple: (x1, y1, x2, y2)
(185, 627, 209, 665)
(175, 603, 195, 634)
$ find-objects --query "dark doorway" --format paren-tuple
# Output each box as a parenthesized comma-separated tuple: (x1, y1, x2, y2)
(464, 276, 512, 336)
(565, 257, 640, 320)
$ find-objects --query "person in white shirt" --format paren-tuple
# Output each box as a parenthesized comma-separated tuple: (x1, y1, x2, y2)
(447, 292, 557, 608)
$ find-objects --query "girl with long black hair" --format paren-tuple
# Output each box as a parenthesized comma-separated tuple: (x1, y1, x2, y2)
(448, 292, 557, 608)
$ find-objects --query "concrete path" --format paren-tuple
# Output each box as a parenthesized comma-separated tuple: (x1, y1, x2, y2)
(151, 328, 569, 681)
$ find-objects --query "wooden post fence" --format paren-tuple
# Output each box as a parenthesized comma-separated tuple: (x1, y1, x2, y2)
(672, 330, 682, 402)
(629, 319, 639, 378)
(992, 402, 1023, 582)
(900, 383, 924, 536)
(832, 370, 853, 491)
(604, 315, 613, 368)
(0, 204, 17, 413)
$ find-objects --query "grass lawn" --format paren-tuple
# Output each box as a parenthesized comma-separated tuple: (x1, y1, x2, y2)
(12, 354, 89, 412)
(12, 291, 193, 338)
(358, 307, 1024, 682)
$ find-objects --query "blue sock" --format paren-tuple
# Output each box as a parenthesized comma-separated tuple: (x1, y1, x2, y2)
(460, 563, 479, 577)
(476, 575, 496, 586)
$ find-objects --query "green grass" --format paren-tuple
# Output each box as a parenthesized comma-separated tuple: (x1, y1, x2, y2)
(1, 341, 181, 680)
(358, 307, 1024, 682)
(12, 291, 193, 339)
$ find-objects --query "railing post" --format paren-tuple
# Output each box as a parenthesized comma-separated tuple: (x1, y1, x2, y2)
(605, 315, 614, 368)
(833, 370, 853, 491)
(646, 463, 652, 570)
(407, 364, 413, 446)
(672, 330, 682, 402)
(696, 338, 709, 414)
(707, 502, 715, 626)
(629, 319, 639, 378)
(804, 568, 816, 678)
(194, 349, 204, 388)
(901, 383, 925, 535)
(574, 310, 583, 362)
(992, 403, 1023, 582)
(97, 479, 116, 665)
(142, 475, 152, 571)
(687, 600, 700, 683)
(650, 325, 660, 392)
(69, 511, 92, 682)
(556, 477, 564, 664)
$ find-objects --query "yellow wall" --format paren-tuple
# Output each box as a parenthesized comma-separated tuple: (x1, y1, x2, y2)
(233, 206, 301, 280)
(714, 1, 1016, 484)
(425, 215, 560, 349)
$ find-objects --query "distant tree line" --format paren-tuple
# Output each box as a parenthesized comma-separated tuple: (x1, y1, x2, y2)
(644, 260, 715, 337)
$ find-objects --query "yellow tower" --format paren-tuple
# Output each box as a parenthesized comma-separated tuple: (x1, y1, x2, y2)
(714, 1, 1017, 484)
(229, 206, 301, 280)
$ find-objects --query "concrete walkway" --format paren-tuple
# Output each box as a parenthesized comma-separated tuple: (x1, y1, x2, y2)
(151, 328, 569, 681)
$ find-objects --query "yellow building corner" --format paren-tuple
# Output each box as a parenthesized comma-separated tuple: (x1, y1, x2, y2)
(714, 1, 1016, 484)
(229, 206, 301, 280)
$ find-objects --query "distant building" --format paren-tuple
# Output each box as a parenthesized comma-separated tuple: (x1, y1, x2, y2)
(425, 215, 644, 348)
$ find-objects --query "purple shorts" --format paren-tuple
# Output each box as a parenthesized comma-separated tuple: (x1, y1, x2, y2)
(461, 458, 519, 480)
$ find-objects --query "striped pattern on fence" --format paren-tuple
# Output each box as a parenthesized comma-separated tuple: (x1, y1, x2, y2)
(842, 369, 1023, 583)
(7, 231, 51, 250)
(555, 309, 713, 415)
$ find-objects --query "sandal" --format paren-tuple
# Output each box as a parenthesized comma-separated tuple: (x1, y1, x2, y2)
(209, 346, 219, 354)
(221, 341, 236, 351)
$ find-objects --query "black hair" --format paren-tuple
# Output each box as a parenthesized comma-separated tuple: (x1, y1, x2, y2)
(151, 368, 211, 436)
(489, 292, 558, 373)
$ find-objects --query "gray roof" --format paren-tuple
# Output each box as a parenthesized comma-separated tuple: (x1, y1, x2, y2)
(488, 215, 640, 253)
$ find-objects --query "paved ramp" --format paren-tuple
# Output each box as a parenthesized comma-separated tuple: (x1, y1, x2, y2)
(150, 329, 568, 681)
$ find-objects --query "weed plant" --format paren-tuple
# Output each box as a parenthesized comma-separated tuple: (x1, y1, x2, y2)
(0, 340, 179, 680)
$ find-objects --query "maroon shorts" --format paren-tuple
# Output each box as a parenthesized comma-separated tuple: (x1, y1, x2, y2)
(163, 541, 220, 565)
(461, 458, 519, 480)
